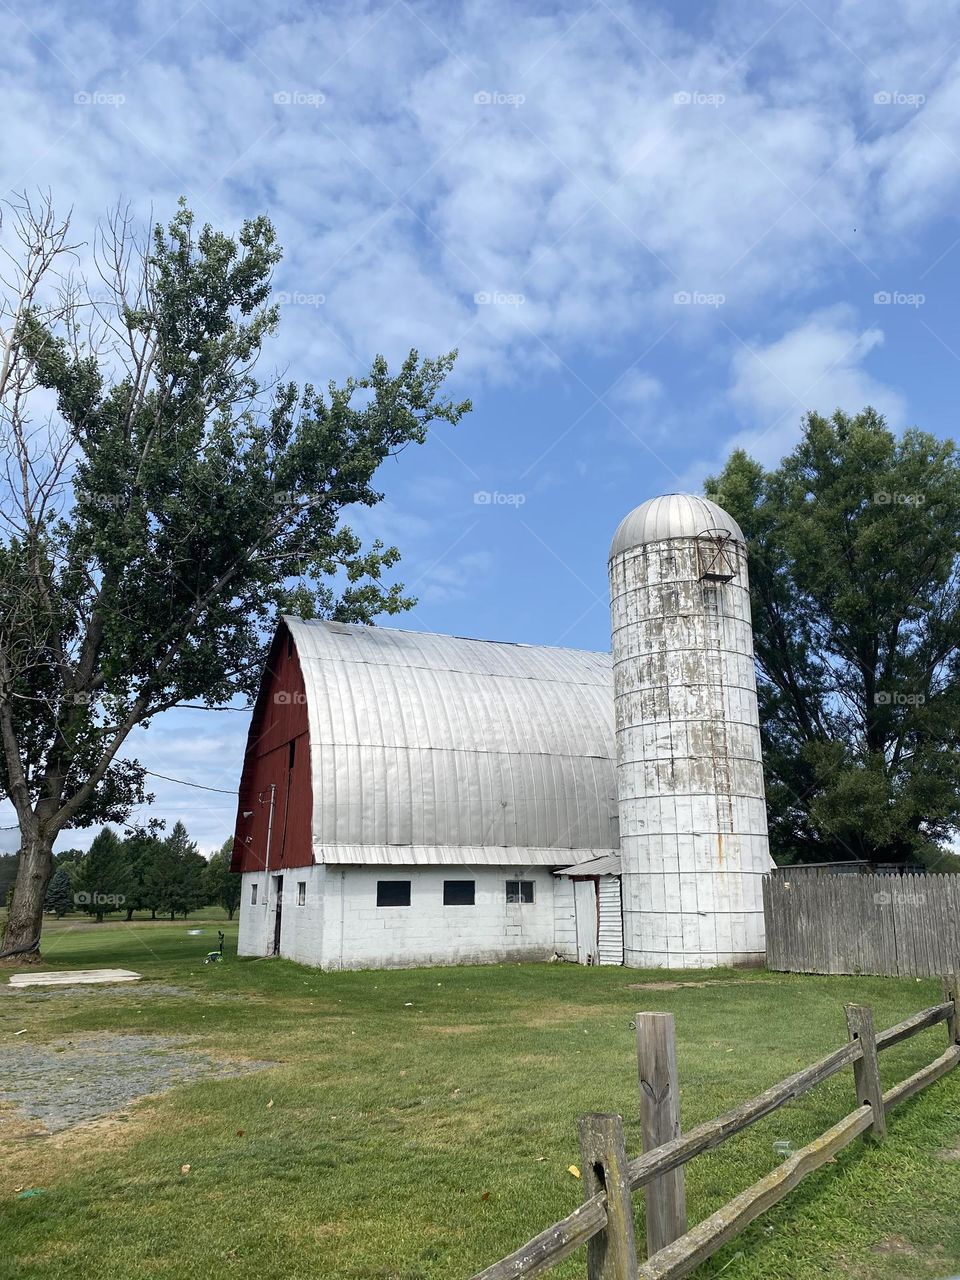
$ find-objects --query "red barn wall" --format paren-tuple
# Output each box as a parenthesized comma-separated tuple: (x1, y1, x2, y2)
(232, 622, 313, 874)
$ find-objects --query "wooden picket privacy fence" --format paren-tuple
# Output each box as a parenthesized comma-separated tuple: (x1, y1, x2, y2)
(468, 978, 960, 1280)
(764, 870, 960, 977)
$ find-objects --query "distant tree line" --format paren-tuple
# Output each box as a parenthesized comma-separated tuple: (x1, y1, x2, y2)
(3, 825, 240, 922)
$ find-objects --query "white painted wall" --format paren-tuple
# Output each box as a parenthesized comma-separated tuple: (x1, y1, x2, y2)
(237, 870, 272, 957)
(278, 864, 326, 965)
(320, 865, 559, 970)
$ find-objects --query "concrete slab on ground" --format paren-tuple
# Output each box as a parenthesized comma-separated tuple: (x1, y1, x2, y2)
(6, 968, 142, 988)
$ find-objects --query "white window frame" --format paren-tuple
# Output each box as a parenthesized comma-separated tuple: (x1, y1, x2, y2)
(506, 879, 535, 904)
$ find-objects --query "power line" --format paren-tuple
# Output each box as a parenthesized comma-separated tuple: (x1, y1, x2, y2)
(143, 769, 237, 795)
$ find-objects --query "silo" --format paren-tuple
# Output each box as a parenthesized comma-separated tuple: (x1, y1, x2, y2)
(608, 493, 773, 968)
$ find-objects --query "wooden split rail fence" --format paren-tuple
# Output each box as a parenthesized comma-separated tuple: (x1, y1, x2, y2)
(469, 977, 960, 1280)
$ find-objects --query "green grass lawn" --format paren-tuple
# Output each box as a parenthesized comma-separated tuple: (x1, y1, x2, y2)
(2, 920, 960, 1280)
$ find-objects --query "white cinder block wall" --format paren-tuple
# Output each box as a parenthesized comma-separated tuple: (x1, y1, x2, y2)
(237, 870, 271, 956)
(277, 864, 327, 965)
(319, 865, 560, 970)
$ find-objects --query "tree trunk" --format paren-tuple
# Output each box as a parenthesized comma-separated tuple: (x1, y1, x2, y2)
(125, 906, 134, 921)
(151, 908, 157, 920)
(169, 910, 175, 921)
(228, 907, 235, 921)
(0, 832, 54, 964)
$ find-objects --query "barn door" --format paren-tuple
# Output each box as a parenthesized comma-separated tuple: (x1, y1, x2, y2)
(574, 878, 600, 964)
(272, 875, 284, 955)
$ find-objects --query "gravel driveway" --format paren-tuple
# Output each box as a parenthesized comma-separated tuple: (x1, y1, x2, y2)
(0, 1031, 272, 1132)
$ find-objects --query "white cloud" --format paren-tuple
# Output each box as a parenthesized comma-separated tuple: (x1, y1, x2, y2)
(728, 306, 906, 444)
(5, 0, 960, 385)
(679, 305, 907, 488)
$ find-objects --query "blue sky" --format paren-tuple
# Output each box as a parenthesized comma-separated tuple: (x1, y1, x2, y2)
(2, 0, 959, 853)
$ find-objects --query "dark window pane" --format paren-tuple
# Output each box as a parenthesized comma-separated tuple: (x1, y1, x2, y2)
(507, 880, 534, 903)
(377, 880, 411, 907)
(443, 879, 475, 905)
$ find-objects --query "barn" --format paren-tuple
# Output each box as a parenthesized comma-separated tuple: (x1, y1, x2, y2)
(231, 619, 625, 968)
(232, 492, 774, 970)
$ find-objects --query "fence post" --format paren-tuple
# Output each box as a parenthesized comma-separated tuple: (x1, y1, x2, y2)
(943, 974, 960, 1046)
(845, 1003, 886, 1140)
(577, 1113, 638, 1280)
(636, 1011, 687, 1256)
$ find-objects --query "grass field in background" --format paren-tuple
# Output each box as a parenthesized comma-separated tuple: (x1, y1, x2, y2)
(2, 919, 960, 1279)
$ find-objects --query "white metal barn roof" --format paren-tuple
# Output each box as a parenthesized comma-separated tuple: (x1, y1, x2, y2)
(285, 618, 619, 867)
(609, 492, 744, 558)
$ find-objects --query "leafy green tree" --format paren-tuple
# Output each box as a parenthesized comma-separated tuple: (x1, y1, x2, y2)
(54, 848, 86, 868)
(44, 865, 73, 917)
(74, 827, 132, 921)
(0, 195, 470, 960)
(205, 837, 241, 919)
(706, 408, 960, 866)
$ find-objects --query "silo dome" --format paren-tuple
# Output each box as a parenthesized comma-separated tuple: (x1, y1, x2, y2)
(609, 492, 744, 560)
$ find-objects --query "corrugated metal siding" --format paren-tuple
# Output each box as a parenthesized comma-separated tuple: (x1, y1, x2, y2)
(598, 875, 624, 965)
(318, 845, 613, 866)
(555, 853, 622, 877)
(285, 618, 619, 862)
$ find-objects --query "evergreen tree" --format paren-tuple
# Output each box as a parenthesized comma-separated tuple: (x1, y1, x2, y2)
(44, 866, 74, 917)
(122, 834, 165, 921)
(74, 828, 132, 921)
(0, 853, 17, 907)
(157, 822, 205, 920)
(204, 838, 241, 919)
